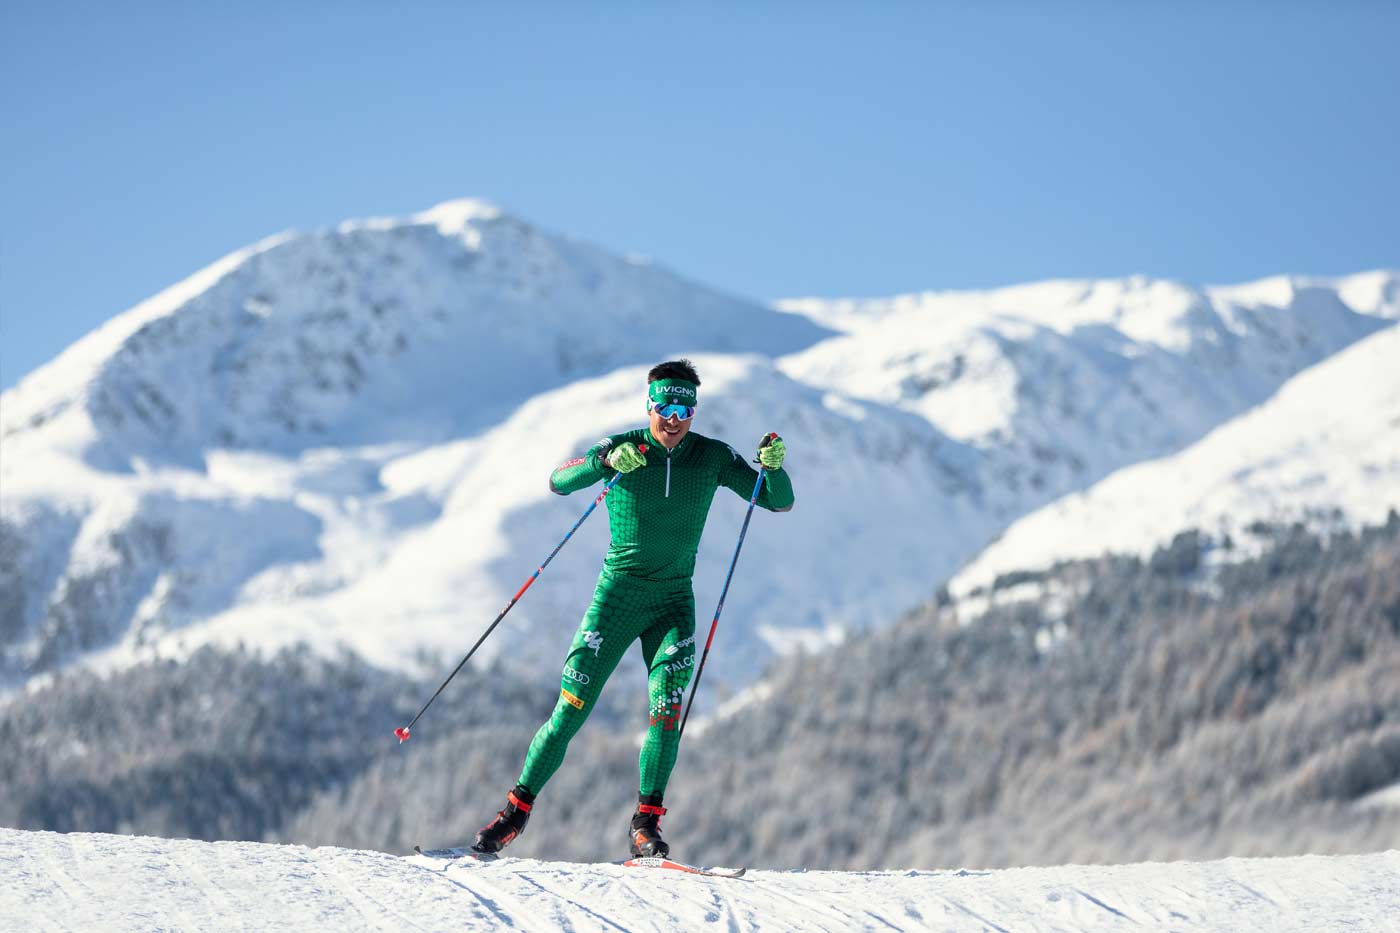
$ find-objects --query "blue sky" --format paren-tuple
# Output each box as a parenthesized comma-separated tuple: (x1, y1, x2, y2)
(3, 1, 1397, 388)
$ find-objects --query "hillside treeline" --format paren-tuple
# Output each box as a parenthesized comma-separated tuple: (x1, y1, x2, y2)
(663, 515, 1400, 868)
(286, 516, 1400, 868)
(3, 516, 1398, 869)
(0, 647, 550, 841)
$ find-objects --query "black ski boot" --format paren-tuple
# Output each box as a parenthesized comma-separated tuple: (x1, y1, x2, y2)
(472, 785, 534, 854)
(629, 797, 670, 858)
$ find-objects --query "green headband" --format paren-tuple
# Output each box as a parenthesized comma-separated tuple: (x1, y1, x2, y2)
(648, 378, 699, 408)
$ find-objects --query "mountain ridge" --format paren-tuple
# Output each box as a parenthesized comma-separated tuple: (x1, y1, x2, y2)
(2, 198, 830, 459)
(951, 324, 1400, 599)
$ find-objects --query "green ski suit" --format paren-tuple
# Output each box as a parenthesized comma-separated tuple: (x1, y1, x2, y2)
(517, 427, 794, 797)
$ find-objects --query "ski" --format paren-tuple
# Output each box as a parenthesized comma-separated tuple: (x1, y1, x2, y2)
(412, 845, 499, 862)
(411, 847, 744, 878)
(622, 856, 747, 878)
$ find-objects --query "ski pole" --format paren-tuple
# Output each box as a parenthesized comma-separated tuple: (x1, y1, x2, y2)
(394, 447, 643, 743)
(677, 434, 775, 740)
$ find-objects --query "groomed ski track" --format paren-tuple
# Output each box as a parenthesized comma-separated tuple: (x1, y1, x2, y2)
(3, 829, 1397, 932)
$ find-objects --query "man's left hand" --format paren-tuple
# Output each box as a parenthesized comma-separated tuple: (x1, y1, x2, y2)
(757, 434, 786, 470)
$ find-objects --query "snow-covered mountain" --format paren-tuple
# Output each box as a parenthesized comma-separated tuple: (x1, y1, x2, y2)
(2, 199, 828, 457)
(0, 201, 832, 685)
(778, 272, 1397, 521)
(4, 829, 1398, 932)
(951, 324, 1400, 599)
(2, 198, 1395, 692)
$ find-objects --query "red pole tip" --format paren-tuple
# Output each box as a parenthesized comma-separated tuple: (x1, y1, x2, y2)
(768, 432, 778, 439)
(394, 727, 411, 743)
(638, 444, 648, 453)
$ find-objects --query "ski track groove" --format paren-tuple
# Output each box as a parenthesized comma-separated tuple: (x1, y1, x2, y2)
(1231, 878, 1279, 907)
(2, 841, 64, 933)
(480, 861, 624, 933)
(611, 864, 726, 928)
(556, 862, 760, 932)
(859, 906, 905, 931)
(311, 848, 428, 933)
(599, 868, 678, 927)
(702, 885, 743, 932)
(1072, 886, 1139, 924)
(585, 862, 666, 924)
(157, 838, 238, 932)
(44, 833, 102, 931)
(512, 870, 634, 932)
(104, 833, 206, 931)
(427, 864, 518, 929)
(941, 894, 1012, 933)
(448, 857, 610, 933)
(738, 872, 872, 930)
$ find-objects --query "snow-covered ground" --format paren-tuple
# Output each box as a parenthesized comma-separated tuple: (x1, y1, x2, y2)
(2, 829, 1396, 932)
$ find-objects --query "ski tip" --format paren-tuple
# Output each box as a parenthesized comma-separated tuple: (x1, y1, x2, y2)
(413, 845, 500, 862)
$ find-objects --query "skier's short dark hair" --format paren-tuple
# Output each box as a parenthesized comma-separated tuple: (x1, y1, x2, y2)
(648, 359, 700, 385)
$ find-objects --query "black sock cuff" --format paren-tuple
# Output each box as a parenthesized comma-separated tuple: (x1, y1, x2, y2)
(512, 784, 537, 805)
(638, 792, 664, 808)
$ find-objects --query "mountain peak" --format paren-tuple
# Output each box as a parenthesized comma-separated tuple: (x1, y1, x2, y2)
(413, 198, 505, 231)
(1, 198, 830, 457)
(332, 198, 506, 238)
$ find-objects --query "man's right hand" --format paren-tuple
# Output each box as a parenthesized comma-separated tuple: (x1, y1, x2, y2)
(606, 442, 647, 473)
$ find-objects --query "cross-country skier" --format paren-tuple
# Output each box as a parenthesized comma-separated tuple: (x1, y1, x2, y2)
(471, 359, 794, 858)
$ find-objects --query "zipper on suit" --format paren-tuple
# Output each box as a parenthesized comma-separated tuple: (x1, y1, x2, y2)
(665, 455, 671, 497)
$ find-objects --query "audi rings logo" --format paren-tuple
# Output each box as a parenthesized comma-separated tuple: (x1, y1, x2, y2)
(564, 664, 591, 686)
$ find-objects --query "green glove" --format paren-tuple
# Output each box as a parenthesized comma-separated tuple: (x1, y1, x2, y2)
(757, 434, 786, 470)
(607, 441, 647, 474)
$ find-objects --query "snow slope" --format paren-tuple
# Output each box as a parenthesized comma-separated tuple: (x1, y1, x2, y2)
(951, 324, 1400, 597)
(1, 355, 984, 688)
(3, 829, 1397, 932)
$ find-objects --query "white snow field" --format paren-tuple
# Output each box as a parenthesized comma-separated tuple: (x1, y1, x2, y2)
(2, 830, 1397, 933)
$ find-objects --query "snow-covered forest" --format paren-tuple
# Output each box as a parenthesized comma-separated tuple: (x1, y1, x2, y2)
(5, 517, 1397, 870)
